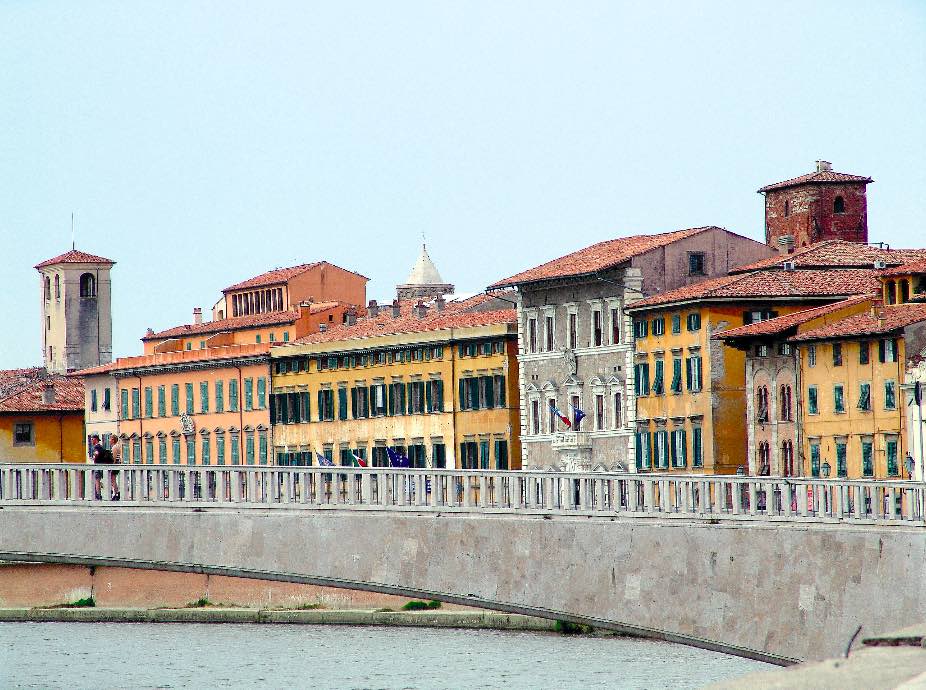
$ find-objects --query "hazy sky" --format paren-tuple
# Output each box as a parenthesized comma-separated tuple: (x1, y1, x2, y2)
(1, 1, 924, 369)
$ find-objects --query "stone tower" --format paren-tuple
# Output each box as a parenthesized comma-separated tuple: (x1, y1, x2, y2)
(758, 161, 872, 251)
(35, 249, 115, 373)
(396, 244, 454, 301)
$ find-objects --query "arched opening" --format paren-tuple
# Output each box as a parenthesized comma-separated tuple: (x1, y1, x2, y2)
(899, 279, 910, 304)
(44, 277, 51, 301)
(833, 196, 845, 214)
(79, 273, 96, 298)
(54, 274, 60, 299)
(781, 440, 794, 477)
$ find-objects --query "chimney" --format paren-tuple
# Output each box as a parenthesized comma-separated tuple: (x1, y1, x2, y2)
(435, 295, 446, 312)
(146, 328, 155, 337)
(777, 235, 794, 256)
(815, 160, 832, 173)
(414, 301, 428, 319)
(345, 309, 357, 326)
(193, 308, 203, 325)
(392, 299, 401, 318)
(368, 300, 379, 318)
(42, 383, 56, 405)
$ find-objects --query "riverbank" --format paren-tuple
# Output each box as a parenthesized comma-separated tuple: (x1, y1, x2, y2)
(0, 606, 556, 631)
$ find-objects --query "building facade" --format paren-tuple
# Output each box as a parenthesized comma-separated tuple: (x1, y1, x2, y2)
(488, 226, 777, 471)
(270, 300, 520, 470)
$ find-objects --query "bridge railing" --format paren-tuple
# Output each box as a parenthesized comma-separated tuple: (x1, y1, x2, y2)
(1, 463, 924, 524)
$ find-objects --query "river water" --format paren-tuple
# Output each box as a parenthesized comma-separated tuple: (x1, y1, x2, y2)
(0, 623, 767, 689)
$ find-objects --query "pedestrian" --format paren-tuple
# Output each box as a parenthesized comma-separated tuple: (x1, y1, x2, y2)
(90, 434, 116, 500)
(109, 434, 122, 500)
(905, 453, 915, 481)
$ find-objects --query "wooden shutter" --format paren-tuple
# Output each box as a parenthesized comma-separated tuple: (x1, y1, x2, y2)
(425, 381, 433, 413)
(459, 380, 466, 411)
(338, 388, 348, 420)
(484, 376, 495, 408)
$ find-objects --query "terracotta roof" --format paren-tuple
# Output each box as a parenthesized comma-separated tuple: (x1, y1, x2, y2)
(714, 295, 875, 341)
(35, 249, 115, 269)
(223, 261, 368, 292)
(729, 241, 926, 274)
(487, 227, 720, 289)
(790, 303, 926, 343)
(882, 259, 926, 276)
(626, 269, 882, 311)
(758, 170, 872, 193)
(77, 343, 270, 376)
(143, 309, 303, 341)
(0, 369, 85, 413)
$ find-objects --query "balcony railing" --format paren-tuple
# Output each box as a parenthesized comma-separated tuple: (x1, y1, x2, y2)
(1, 463, 924, 525)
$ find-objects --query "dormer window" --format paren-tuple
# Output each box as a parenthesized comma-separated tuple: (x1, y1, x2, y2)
(834, 196, 845, 214)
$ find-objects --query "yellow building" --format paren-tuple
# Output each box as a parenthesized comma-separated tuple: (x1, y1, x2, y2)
(0, 369, 86, 463)
(270, 298, 520, 469)
(625, 268, 881, 474)
(791, 301, 926, 479)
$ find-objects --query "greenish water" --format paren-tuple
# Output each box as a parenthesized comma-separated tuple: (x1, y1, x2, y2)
(0, 622, 768, 689)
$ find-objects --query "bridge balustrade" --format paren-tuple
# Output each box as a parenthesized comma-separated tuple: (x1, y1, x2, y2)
(1, 464, 923, 524)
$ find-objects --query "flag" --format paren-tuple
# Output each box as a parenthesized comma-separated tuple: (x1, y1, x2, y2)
(351, 451, 367, 468)
(568, 402, 586, 428)
(315, 452, 334, 467)
(549, 401, 571, 428)
(387, 447, 410, 467)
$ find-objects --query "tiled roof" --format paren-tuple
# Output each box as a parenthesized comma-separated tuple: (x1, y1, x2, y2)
(790, 303, 926, 342)
(223, 261, 368, 292)
(487, 227, 720, 289)
(0, 369, 85, 413)
(714, 295, 874, 341)
(35, 249, 115, 269)
(627, 269, 881, 311)
(77, 343, 271, 376)
(729, 241, 926, 274)
(143, 309, 303, 341)
(758, 170, 872, 193)
(882, 259, 926, 276)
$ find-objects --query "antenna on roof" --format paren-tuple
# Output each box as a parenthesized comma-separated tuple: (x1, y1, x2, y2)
(422, 230, 426, 248)
(71, 212, 75, 250)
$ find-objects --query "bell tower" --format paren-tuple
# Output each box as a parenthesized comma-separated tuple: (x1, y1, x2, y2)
(35, 249, 115, 373)
(758, 161, 872, 251)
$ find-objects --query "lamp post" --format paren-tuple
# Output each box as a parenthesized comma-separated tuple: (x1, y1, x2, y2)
(821, 462, 831, 514)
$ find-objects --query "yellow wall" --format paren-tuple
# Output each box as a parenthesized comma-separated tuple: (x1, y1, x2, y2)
(0, 412, 86, 464)
(799, 336, 906, 478)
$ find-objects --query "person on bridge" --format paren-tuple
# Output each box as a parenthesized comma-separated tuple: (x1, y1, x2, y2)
(905, 453, 915, 481)
(90, 435, 118, 500)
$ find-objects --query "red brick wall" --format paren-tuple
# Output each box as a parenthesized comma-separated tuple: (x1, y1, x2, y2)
(764, 183, 868, 249)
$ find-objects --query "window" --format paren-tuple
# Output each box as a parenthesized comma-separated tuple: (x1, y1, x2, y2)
(688, 252, 705, 276)
(257, 377, 266, 409)
(595, 394, 605, 431)
(756, 386, 769, 422)
(592, 310, 602, 346)
(79, 273, 96, 298)
(671, 428, 687, 468)
(229, 379, 239, 412)
(651, 317, 665, 337)
(408, 381, 425, 414)
(757, 345, 768, 357)
(635, 431, 651, 470)
(43, 277, 51, 301)
(886, 438, 899, 476)
(351, 386, 370, 418)
(389, 381, 407, 415)
(131, 388, 140, 418)
(808, 385, 818, 415)
(653, 430, 669, 469)
(246, 433, 255, 465)
(171, 384, 180, 416)
(743, 310, 778, 325)
(528, 318, 537, 353)
(834, 441, 847, 476)
(547, 399, 558, 433)
(900, 280, 910, 304)
(568, 312, 577, 349)
(781, 440, 794, 477)
(215, 380, 224, 413)
(144, 387, 153, 418)
(807, 345, 816, 368)
(216, 435, 225, 465)
(834, 195, 845, 214)
(230, 434, 240, 464)
(783, 199, 790, 217)
(887, 281, 897, 305)
(757, 442, 770, 475)
(861, 439, 873, 477)
(879, 338, 898, 363)
(170, 437, 181, 464)
(13, 422, 33, 445)
(612, 392, 622, 429)
(157, 386, 166, 417)
(200, 382, 209, 413)
(857, 383, 871, 411)
(834, 384, 845, 413)
(634, 319, 648, 339)
(652, 359, 664, 395)
(121, 389, 129, 419)
(671, 314, 681, 334)
(530, 399, 540, 435)
(779, 384, 792, 421)
(832, 343, 843, 367)
(885, 380, 896, 410)
(634, 362, 650, 396)
(259, 432, 268, 465)
(158, 438, 167, 464)
(494, 440, 508, 470)
(670, 357, 682, 394)
(686, 312, 701, 332)
(103, 388, 111, 411)
(90, 389, 98, 412)
(460, 442, 479, 470)
(778, 343, 792, 356)
(370, 384, 387, 417)
(685, 356, 702, 392)
(201, 434, 211, 466)
(544, 315, 554, 351)
(54, 274, 60, 299)
(317, 389, 335, 421)
(859, 341, 870, 365)
(244, 378, 254, 411)
(185, 383, 194, 414)
(692, 428, 703, 468)
(810, 443, 820, 477)
(186, 436, 195, 464)
(610, 308, 621, 344)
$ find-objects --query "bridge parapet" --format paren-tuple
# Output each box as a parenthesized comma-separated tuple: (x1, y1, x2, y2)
(2, 464, 924, 525)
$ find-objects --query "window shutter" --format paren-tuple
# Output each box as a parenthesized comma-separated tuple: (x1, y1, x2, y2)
(426, 381, 433, 413)
(681, 430, 687, 464)
(435, 380, 444, 411)
(351, 387, 358, 418)
(269, 393, 276, 422)
(459, 380, 466, 410)
(338, 388, 348, 420)
(879, 339, 886, 363)
(484, 376, 495, 408)
(317, 390, 324, 421)
(495, 375, 506, 407)
(685, 358, 692, 390)
(388, 384, 395, 416)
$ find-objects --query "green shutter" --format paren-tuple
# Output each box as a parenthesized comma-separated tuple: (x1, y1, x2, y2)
(257, 377, 266, 409)
(259, 433, 268, 465)
(425, 381, 433, 413)
(458, 380, 466, 410)
(351, 387, 358, 418)
(215, 380, 224, 413)
(229, 379, 239, 411)
(185, 383, 194, 414)
(202, 436, 211, 465)
(171, 385, 179, 416)
(435, 380, 444, 412)
(338, 388, 348, 420)
(484, 376, 495, 408)
(246, 435, 255, 465)
(496, 375, 506, 407)
(200, 382, 209, 413)
(217, 436, 225, 465)
(244, 378, 253, 411)
(317, 390, 324, 421)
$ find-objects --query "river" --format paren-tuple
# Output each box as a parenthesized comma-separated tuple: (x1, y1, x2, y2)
(0, 623, 767, 689)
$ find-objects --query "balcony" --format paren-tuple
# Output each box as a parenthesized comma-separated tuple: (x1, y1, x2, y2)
(552, 431, 592, 451)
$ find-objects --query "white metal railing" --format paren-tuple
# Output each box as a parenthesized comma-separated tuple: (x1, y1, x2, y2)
(1, 464, 925, 524)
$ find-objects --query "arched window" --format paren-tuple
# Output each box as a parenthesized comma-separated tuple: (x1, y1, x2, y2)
(783, 200, 789, 217)
(44, 277, 51, 301)
(756, 386, 769, 423)
(834, 196, 845, 213)
(781, 440, 794, 477)
(779, 384, 793, 421)
(54, 274, 60, 299)
(79, 273, 96, 298)
(758, 442, 770, 475)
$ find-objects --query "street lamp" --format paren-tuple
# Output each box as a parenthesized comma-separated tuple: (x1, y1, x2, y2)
(821, 462, 831, 478)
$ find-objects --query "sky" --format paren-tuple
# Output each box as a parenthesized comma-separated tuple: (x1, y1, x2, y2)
(1, 1, 924, 369)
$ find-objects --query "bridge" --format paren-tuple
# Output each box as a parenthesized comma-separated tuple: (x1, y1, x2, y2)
(2, 463, 926, 666)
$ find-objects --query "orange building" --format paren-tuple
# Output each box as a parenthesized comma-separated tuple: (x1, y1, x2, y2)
(79, 344, 271, 465)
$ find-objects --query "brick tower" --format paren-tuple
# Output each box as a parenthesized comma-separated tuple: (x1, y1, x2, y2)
(758, 161, 872, 252)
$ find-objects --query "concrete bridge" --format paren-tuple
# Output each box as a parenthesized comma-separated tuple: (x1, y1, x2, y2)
(3, 463, 926, 666)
